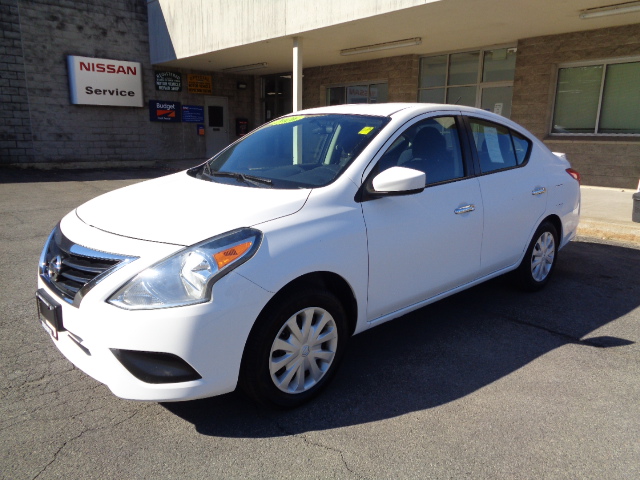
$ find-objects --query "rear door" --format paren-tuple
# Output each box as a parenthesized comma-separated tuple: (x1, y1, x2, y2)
(464, 115, 547, 276)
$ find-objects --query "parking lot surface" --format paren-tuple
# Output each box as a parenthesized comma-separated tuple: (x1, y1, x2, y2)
(1, 168, 638, 479)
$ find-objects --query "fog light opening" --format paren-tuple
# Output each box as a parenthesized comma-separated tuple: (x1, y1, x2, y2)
(110, 349, 202, 384)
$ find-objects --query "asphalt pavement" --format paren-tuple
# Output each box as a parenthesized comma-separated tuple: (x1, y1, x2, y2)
(0, 166, 638, 479)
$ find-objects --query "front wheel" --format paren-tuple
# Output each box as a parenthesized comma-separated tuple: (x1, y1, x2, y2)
(516, 221, 559, 291)
(240, 289, 349, 408)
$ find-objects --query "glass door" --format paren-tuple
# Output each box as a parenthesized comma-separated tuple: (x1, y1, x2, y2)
(263, 74, 292, 123)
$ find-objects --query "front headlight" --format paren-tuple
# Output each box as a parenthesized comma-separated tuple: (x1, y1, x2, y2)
(108, 228, 262, 310)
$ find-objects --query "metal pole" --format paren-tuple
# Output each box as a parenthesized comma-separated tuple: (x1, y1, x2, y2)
(293, 37, 303, 112)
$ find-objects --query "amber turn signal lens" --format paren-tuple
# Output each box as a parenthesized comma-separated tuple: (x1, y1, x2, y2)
(213, 241, 253, 269)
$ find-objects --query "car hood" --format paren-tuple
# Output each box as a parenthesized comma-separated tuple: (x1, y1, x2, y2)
(76, 172, 311, 246)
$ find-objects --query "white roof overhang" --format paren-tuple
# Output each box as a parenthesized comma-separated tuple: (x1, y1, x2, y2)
(148, 0, 640, 74)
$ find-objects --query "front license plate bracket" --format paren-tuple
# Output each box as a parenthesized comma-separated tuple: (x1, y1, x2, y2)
(36, 289, 64, 340)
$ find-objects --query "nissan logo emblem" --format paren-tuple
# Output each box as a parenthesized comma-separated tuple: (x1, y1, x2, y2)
(47, 255, 63, 281)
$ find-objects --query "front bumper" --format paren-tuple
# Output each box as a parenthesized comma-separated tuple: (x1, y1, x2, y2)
(36, 218, 273, 402)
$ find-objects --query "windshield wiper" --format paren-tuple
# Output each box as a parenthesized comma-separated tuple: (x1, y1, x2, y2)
(196, 161, 214, 180)
(211, 171, 273, 187)
(242, 173, 273, 186)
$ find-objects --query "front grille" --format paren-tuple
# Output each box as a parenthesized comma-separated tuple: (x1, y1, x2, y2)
(39, 224, 136, 306)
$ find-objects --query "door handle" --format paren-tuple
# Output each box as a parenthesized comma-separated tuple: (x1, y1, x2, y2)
(454, 204, 475, 215)
(532, 187, 546, 196)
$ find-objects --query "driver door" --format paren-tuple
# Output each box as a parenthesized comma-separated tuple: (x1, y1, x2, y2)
(362, 114, 484, 322)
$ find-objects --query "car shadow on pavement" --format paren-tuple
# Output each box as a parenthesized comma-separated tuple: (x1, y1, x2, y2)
(163, 240, 639, 437)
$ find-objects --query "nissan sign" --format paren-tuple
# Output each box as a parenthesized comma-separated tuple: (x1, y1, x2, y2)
(67, 55, 143, 107)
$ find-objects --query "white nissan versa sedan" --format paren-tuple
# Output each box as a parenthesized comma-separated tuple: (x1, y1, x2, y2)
(37, 103, 580, 407)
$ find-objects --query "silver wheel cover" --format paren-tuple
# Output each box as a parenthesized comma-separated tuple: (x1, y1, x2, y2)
(531, 231, 555, 282)
(269, 306, 338, 394)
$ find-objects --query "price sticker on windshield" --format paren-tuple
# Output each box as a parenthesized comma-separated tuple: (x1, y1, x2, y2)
(270, 115, 305, 126)
(358, 126, 375, 135)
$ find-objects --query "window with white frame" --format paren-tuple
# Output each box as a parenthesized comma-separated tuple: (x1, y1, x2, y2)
(552, 58, 640, 135)
(418, 47, 517, 118)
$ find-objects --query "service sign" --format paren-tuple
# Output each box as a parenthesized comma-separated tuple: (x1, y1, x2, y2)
(149, 100, 181, 122)
(67, 55, 143, 107)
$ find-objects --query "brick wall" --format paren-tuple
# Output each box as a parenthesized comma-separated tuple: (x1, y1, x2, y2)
(303, 55, 419, 108)
(1, 0, 254, 167)
(0, 0, 34, 163)
(511, 24, 640, 188)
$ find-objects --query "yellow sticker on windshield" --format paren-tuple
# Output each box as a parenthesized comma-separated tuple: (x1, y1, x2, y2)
(359, 126, 375, 135)
(270, 115, 305, 126)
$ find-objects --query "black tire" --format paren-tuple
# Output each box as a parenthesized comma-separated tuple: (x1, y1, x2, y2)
(239, 288, 349, 408)
(516, 221, 559, 292)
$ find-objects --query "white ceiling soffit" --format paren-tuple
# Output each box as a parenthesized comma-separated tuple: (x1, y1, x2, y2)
(148, 0, 640, 74)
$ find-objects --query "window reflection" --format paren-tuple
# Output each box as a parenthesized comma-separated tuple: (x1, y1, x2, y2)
(326, 83, 389, 105)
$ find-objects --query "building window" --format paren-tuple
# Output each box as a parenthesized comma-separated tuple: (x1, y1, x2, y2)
(418, 47, 516, 118)
(552, 59, 640, 135)
(326, 82, 388, 105)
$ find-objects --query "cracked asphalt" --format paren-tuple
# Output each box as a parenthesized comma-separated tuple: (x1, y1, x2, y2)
(1, 167, 639, 479)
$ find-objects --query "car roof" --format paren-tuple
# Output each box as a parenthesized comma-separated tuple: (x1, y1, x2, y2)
(277, 103, 532, 139)
(300, 103, 419, 117)
(294, 102, 500, 119)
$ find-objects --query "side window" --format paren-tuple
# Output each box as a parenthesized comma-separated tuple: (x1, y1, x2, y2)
(510, 130, 531, 165)
(377, 116, 465, 185)
(469, 118, 531, 173)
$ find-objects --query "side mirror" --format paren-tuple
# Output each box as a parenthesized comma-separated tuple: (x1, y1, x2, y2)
(370, 166, 426, 196)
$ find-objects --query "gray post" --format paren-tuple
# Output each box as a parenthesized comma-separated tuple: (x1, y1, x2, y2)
(293, 37, 303, 112)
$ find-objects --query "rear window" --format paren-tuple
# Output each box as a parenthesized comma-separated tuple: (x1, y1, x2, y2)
(468, 118, 531, 174)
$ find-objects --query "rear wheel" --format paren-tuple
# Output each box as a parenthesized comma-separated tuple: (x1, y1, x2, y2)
(240, 289, 348, 408)
(516, 221, 558, 291)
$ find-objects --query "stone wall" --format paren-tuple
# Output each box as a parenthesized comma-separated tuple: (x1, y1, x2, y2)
(303, 55, 419, 109)
(0, 0, 34, 163)
(1, 0, 255, 168)
(511, 24, 640, 188)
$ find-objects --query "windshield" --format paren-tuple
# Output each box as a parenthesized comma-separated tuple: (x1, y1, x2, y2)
(193, 114, 389, 189)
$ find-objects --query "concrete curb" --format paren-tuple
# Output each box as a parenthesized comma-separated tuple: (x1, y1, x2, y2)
(577, 221, 640, 245)
(578, 185, 640, 245)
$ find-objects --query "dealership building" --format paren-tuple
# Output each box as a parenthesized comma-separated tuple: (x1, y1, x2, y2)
(1, 0, 639, 188)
